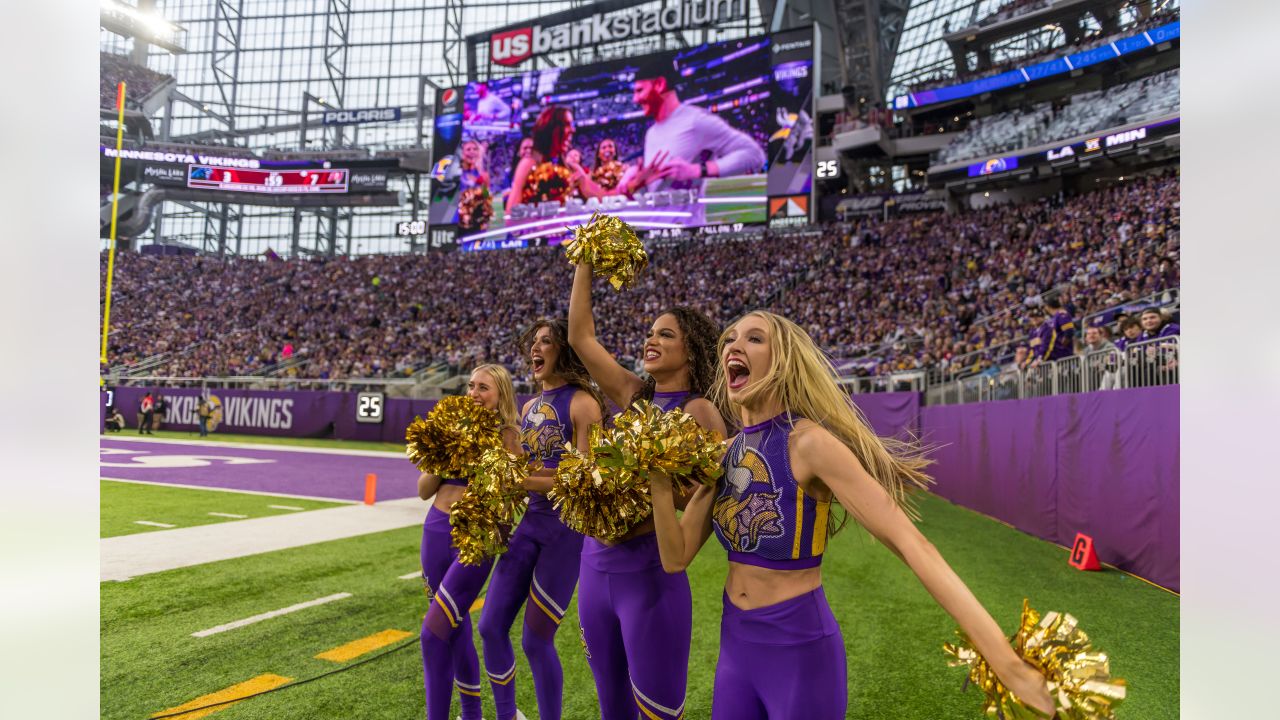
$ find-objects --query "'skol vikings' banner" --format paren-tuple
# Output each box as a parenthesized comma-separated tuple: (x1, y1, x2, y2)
(430, 30, 814, 250)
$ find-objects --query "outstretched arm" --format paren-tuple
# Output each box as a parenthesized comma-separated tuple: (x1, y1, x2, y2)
(793, 425, 1055, 717)
(567, 263, 645, 409)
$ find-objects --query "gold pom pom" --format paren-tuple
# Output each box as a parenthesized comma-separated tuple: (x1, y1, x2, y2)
(944, 599, 1127, 719)
(405, 395, 503, 477)
(450, 447, 531, 566)
(563, 213, 648, 290)
(547, 401, 725, 541)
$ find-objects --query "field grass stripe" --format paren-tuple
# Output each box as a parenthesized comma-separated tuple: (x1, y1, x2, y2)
(398, 571, 421, 580)
(134, 521, 177, 528)
(151, 673, 292, 719)
(207, 512, 249, 519)
(268, 505, 305, 511)
(107, 436, 405, 457)
(191, 593, 352, 637)
(314, 629, 414, 663)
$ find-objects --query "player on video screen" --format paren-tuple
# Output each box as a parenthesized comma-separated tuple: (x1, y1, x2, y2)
(620, 56, 765, 196)
(472, 82, 512, 125)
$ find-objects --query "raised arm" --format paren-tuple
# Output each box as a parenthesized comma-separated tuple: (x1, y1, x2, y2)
(567, 262, 645, 409)
(417, 472, 443, 501)
(793, 425, 1055, 716)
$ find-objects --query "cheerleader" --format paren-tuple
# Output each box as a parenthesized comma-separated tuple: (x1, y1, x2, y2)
(648, 311, 1055, 719)
(477, 319, 605, 720)
(418, 365, 522, 720)
(506, 107, 577, 211)
(567, 262, 728, 720)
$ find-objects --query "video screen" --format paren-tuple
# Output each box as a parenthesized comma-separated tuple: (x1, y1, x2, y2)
(429, 30, 814, 250)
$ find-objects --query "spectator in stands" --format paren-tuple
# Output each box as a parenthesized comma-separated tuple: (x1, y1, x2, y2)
(1082, 321, 1120, 390)
(105, 406, 125, 433)
(138, 392, 154, 435)
(1038, 295, 1077, 362)
(1010, 343, 1030, 372)
(1114, 316, 1142, 352)
(1139, 307, 1180, 340)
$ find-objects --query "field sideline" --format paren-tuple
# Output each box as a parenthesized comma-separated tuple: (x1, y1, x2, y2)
(101, 430, 1178, 719)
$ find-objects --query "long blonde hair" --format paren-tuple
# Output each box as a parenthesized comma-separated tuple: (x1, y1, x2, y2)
(709, 311, 934, 525)
(473, 364, 520, 430)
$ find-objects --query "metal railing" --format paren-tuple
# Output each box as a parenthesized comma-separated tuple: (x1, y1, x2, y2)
(107, 375, 424, 393)
(839, 371, 926, 394)
(924, 336, 1178, 405)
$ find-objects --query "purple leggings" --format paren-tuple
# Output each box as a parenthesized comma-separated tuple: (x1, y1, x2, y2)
(420, 507, 492, 720)
(578, 533, 692, 720)
(477, 507, 585, 720)
(711, 586, 847, 719)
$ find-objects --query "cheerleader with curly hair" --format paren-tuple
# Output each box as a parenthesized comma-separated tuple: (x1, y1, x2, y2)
(477, 318, 606, 720)
(566, 261, 728, 720)
(648, 311, 1054, 719)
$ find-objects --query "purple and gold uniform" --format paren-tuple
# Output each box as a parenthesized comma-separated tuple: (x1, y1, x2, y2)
(478, 383, 586, 720)
(710, 413, 846, 719)
(578, 390, 695, 720)
(1044, 310, 1077, 361)
(420, 482, 491, 720)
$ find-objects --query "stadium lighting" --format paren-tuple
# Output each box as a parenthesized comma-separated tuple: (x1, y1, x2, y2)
(100, 0, 187, 53)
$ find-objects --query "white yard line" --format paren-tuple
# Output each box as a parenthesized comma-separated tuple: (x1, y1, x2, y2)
(268, 505, 305, 511)
(101, 477, 357, 504)
(191, 593, 353, 637)
(398, 571, 422, 580)
(101, 435, 405, 458)
(134, 521, 177, 528)
(208, 512, 249, 519)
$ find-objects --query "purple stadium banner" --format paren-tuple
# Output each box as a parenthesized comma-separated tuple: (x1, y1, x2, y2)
(920, 386, 1179, 591)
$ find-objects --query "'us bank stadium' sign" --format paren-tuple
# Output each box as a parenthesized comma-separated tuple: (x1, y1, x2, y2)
(490, 0, 747, 67)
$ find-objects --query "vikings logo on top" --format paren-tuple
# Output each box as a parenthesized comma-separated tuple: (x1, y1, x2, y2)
(713, 441, 784, 552)
(521, 401, 566, 463)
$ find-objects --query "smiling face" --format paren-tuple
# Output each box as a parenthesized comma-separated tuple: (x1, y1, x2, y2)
(518, 137, 533, 158)
(721, 314, 773, 405)
(467, 368, 499, 411)
(642, 313, 690, 376)
(528, 324, 561, 384)
(598, 139, 616, 161)
(1140, 310, 1162, 332)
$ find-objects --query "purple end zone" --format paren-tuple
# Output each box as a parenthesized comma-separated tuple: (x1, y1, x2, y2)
(99, 439, 421, 501)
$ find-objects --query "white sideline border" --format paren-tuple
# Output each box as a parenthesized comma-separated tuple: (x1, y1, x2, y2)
(101, 434, 405, 458)
(101, 477, 359, 504)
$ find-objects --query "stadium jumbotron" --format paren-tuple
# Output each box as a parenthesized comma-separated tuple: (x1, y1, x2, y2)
(95, 1, 1184, 719)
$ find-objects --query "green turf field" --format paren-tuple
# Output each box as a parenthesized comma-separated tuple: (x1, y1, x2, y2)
(101, 492, 1178, 720)
(121, 429, 406, 453)
(100, 480, 346, 538)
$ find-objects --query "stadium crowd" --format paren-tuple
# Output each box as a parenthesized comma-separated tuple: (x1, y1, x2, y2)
(936, 69, 1179, 164)
(100, 52, 174, 109)
(102, 173, 1178, 381)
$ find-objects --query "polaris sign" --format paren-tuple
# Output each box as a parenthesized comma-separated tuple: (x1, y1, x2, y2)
(322, 108, 402, 126)
(489, 0, 747, 67)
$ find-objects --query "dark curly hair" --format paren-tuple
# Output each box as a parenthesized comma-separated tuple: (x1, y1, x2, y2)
(629, 307, 731, 426)
(518, 317, 607, 416)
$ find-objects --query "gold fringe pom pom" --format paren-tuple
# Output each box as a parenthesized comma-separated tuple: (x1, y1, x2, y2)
(548, 402, 726, 541)
(450, 447, 531, 566)
(943, 599, 1127, 720)
(563, 213, 648, 290)
(405, 395, 503, 477)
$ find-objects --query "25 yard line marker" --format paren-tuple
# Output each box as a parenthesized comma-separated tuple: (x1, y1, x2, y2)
(151, 673, 292, 720)
(191, 593, 352, 638)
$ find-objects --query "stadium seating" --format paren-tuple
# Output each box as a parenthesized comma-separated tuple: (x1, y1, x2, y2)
(936, 69, 1179, 165)
(101, 174, 1178, 381)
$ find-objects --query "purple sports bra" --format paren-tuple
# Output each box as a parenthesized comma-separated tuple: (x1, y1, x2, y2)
(711, 413, 830, 570)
